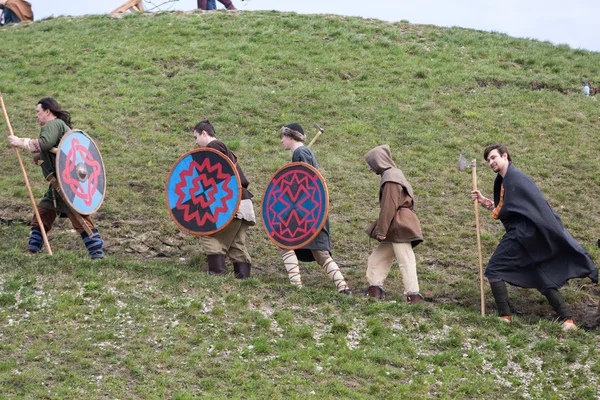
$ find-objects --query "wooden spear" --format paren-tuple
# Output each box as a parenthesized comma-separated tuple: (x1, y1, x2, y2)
(471, 159, 486, 316)
(0, 93, 53, 255)
(459, 154, 485, 316)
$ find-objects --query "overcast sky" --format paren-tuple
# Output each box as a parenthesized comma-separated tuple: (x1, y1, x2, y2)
(30, 0, 600, 52)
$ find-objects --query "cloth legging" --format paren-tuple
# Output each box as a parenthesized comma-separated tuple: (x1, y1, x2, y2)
(489, 280, 572, 321)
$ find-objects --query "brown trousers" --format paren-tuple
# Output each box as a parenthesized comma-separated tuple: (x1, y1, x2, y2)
(200, 218, 251, 263)
(31, 207, 95, 234)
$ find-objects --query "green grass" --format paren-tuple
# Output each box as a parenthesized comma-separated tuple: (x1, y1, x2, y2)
(0, 9, 599, 398)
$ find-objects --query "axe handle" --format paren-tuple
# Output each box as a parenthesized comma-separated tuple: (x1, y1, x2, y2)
(471, 160, 485, 316)
(0, 93, 53, 255)
(307, 131, 322, 148)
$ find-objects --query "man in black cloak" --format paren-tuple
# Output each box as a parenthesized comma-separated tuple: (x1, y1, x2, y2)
(472, 144, 598, 330)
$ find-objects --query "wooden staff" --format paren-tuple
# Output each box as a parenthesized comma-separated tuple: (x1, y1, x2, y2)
(471, 159, 485, 316)
(0, 93, 53, 255)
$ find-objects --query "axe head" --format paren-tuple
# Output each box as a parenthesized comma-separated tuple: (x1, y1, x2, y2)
(313, 122, 324, 133)
(458, 154, 475, 171)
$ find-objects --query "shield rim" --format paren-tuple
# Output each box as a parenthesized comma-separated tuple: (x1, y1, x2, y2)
(165, 147, 242, 236)
(261, 161, 329, 250)
(55, 129, 106, 215)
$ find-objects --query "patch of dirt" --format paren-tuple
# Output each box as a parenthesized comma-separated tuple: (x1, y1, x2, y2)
(579, 301, 600, 331)
(475, 79, 574, 95)
(0, 217, 28, 226)
(476, 79, 507, 88)
(529, 81, 570, 94)
(106, 231, 186, 258)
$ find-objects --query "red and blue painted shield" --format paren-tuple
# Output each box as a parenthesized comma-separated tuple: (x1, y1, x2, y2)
(262, 162, 329, 249)
(56, 130, 106, 215)
(165, 148, 241, 236)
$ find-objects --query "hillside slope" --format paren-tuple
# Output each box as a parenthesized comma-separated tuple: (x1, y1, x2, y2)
(0, 11, 599, 398)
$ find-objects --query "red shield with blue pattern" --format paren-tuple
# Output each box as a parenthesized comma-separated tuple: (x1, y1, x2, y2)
(262, 162, 329, 249)
(56, 130, 106, 215)
(165, 148, 241, 236)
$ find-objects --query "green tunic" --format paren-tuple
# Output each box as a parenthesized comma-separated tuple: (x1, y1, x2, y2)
(37, 119, 71, 212)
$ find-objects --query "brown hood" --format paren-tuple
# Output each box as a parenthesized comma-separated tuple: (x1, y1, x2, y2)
(364, 144, 414, 200)
(5, 0, 33, 21)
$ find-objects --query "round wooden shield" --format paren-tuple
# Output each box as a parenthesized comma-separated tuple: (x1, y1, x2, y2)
(165, 148, 242, 236)
(262, 162, 329, 249)
(56, 129, 106, 215)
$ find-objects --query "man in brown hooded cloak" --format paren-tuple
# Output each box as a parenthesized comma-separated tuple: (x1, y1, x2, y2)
(364, 144, 424, 304)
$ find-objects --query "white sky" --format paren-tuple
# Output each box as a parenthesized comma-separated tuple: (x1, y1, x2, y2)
(30, 0, 600, 52)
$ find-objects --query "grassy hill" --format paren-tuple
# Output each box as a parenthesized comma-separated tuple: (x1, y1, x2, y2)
(0, 10, 599, 399)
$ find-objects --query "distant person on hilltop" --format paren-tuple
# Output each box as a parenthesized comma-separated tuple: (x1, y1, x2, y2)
(192, 120, 255, 279)
(364, 145, 424, 304)
(472, 143, 598, 330)
(197, 0, 236, 10)
(276, 123, 353, 296)
(0, 0, 33, 25)
(8, 97, 105, 259)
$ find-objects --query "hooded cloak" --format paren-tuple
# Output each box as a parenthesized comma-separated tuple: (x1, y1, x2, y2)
(364, 145, 423, 246)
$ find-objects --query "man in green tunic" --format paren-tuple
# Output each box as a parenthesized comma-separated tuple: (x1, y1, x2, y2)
(8, 97, 104, 259)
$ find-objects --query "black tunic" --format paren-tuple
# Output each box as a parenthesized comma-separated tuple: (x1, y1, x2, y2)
(485, 164, 598, 290)
(291, 146, 331, 262)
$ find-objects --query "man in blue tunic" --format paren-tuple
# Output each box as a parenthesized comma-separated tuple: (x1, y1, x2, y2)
(278, 123, 352, 295)
(472, 143, 598, 330)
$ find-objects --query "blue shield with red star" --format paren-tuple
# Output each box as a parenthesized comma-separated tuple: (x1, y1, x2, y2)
(56, 130, 106, 215)
(165, 148, 241, 236)
(262, 162, 329, 249)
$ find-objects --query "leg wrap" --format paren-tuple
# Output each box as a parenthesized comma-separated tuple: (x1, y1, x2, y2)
(541, 288, 572, 321)
(27, 227, 44, 253)
(282, 250, 302, 287)
(81, 228, 104, 259)
(489, 280, 511, 317)
(322, 258, 349, 292)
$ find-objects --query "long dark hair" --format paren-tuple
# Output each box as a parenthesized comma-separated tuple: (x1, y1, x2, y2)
(38, 97, 72, 128)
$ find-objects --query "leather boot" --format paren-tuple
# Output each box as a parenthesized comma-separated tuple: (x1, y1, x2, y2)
(207, 254, 227, 275)
(367, 285, 384, 300)
(233, 262, 251, 279)
(407, 293, 423, 304)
